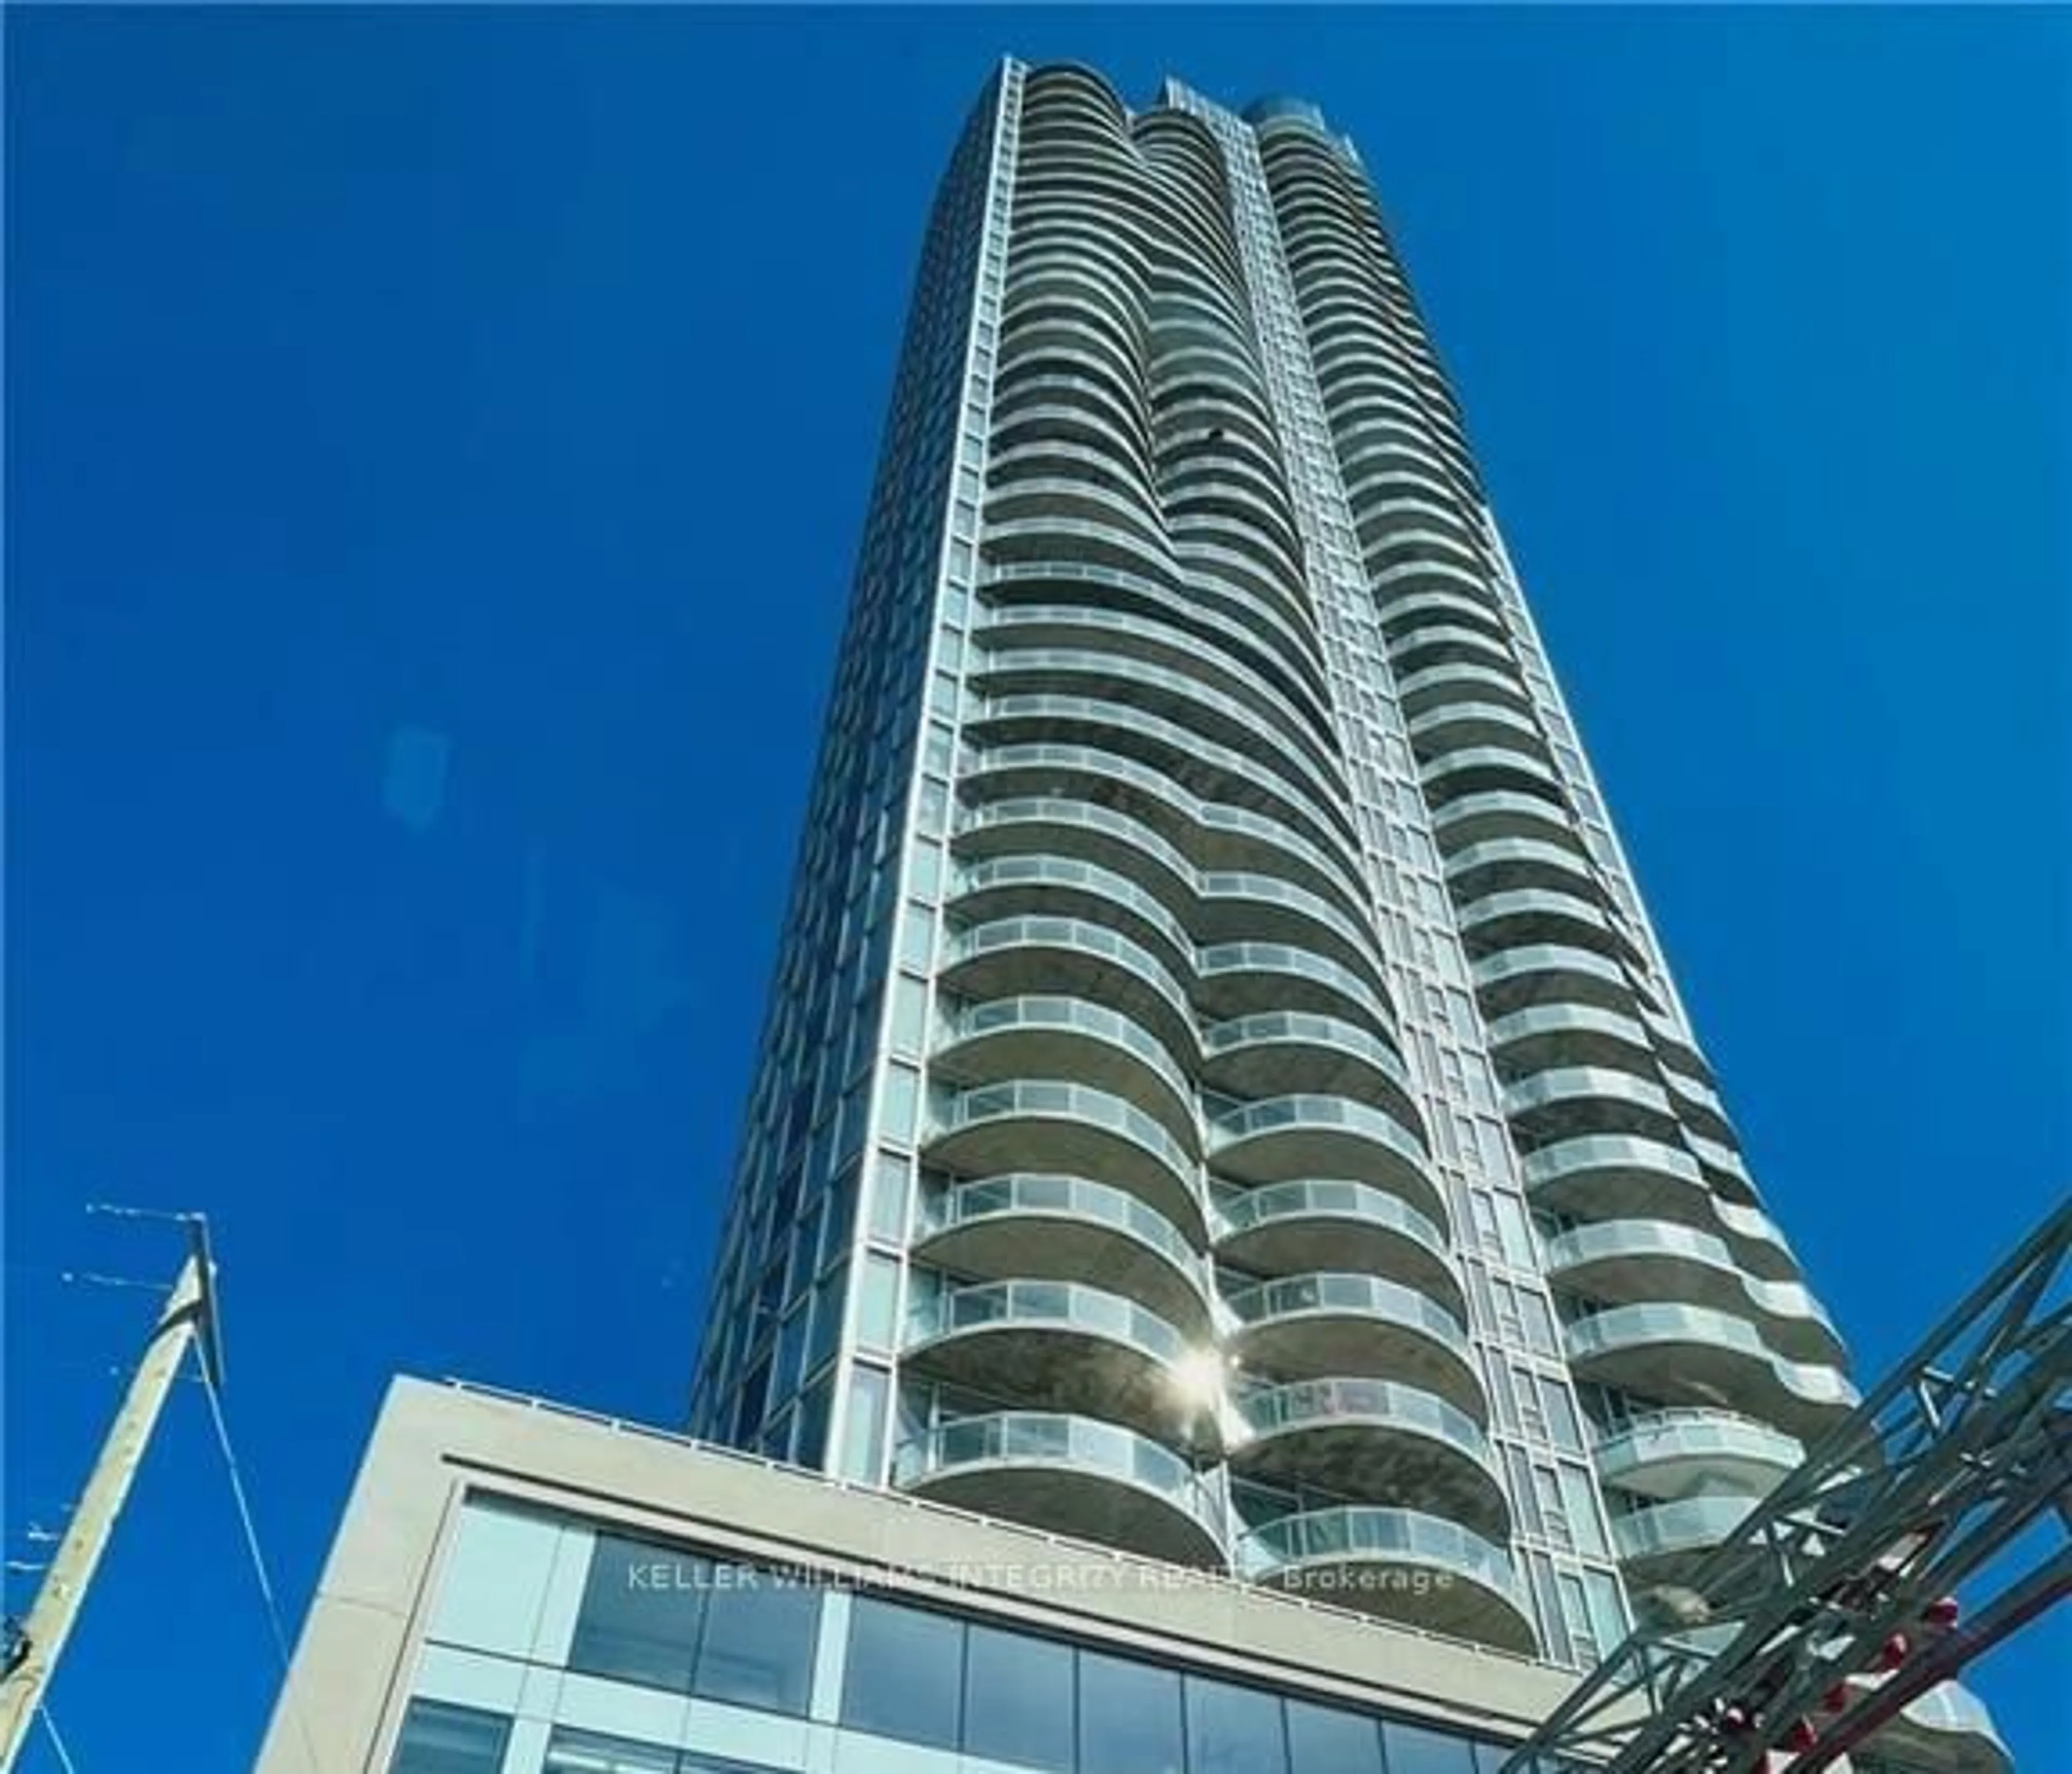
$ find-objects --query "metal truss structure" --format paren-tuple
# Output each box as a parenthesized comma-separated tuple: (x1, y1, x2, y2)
(1502, 1198, 2072, 1774)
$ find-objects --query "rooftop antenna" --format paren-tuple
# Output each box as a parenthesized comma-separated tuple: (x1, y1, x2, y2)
(0, 1209, 222, 1771)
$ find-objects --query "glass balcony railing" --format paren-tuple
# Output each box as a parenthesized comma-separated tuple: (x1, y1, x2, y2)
(1239, 1377, 1490, 1469)
(894, 1411, 1225, 1539)
(1237, 1505, 1523, 1606)
(1214, 1177, 1450, 1259)
(932, 1079, 1200, 1193)
(1610, 1494, 1756, 1562)
(924, 1173, 1205, 1282)
(907, 1278, 1189, 1366)
(943, 995, 1195, 1113)
(1209, 1092, 1428, 1171)
(1563, 1302, 1857, 1409)
(1225, 1270, 1467, 1353)
(1202, 1010, 1410, 1090)
(1592, 1408, 1803, 1479)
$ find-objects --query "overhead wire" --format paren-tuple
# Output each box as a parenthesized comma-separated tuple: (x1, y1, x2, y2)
(196, 1369, 326, 1774)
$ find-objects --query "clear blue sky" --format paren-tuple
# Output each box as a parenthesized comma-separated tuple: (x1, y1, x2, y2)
(8, 7, 2067, 1769)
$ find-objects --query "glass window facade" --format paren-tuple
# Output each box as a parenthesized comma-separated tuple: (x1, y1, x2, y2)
(566, 1535, 817, 1717)
(408, 1504, 1547, 1774)
(841, 1593, 965, 1749)
(391, 1701, 511, 1774)
(569, 1534, 706, 1692)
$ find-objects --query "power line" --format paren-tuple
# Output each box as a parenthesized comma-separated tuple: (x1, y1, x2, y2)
(37, 1708, 77, 1774)
(197, 1372, 325, 1774)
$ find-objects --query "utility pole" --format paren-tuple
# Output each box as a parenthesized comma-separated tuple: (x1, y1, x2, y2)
(0, 1217, 222, 1771)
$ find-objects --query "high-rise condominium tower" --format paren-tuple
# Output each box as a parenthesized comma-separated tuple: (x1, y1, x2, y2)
(689, 57, 1851, 1673)
(257, 58, 2012, 1774)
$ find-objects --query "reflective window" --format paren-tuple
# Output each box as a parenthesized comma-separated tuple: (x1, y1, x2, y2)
(391, 1701, 509, 1774)
(1584, 1569, 1628, 1652)
(964, 1619, 1074, 1771)
(692, 1569, 819, 1715)
(869, 1152, 910, 1241)
(859, 1254, 901, 1352)
(841, 1364, 889, 1480)
(843, 1594, 964, 1749)
(880, 1064, 920, 1144)
(569, 1535, 705, 1690)
(543, 1732, 787, 1774)
(889, 975, 929, 1056)
(1559, 1465, 1608, 1557)
(1187, 1674, 1289, 1774)
(1078, 1647, 1184, 1774)
(1538, 1379, 1583, 1453)
(1285, 1699, 1382, 1774)
(1382, 1721, 1478, 1774)
(545, 1729, 677, 1774)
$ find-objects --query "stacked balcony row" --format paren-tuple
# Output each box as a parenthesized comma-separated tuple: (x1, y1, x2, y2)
(886, 63, 1533, 1654)
(1254, 113, 1855, 1599)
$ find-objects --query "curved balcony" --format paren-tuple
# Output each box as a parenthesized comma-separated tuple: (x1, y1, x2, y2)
(1366, 528, 1485, 583)
(1544, 1220, 1845, 1367)
(926, 1079, 1205, 1244)
(1196, 873, 1388, 994)
(1664, 1068, 1735, 1145)
(1406, 700, 1550, 766)
(1386, 622, 1516, 683)
(1879, 1683, 2013, 1774)
(1458, 886, 1627, 968)
(984, 512, 1181, 586)
(935, 995, 1196, 1151)
(1395, 667, 1532, 729)
(1208, 1094, 1437, 1224)
(915, 1172, 1210, 1340)
(1563, 1302, 1856, 1442)
(960, 747, 1368, 929)
(1483, 1003, 1657, 1077)
(1710, 1196, 1801, 1280)
(1504, 1064, 1683, 1148)
(1445, 835, 1600, 905)
(1235, 1507, 1537, 1653)
(1336, 432, 1457, 498)
(1522, 1134, 1803, 1282)
(1420, 743, 1567, 809)
(893, 1412, 1226, 1569)
(1377, 586, 1505, 641)
(903, 1278, 1206, 1447)
(1224, 1272, 1482, 1419)
(990, 420, 1155, 512)
(1232, 1378, 1507, 1538)
(1192, 803, 1371, 926)
(975, 646, 1345, 807)
(1430, 789, 1590, 857)
(1689, 1134, 1759, 1204)
(1199, 1011, 1418, 1132)
(989, 438, 1157, 515)
(1171, 536, 1313, 634)
(941, 915, 1197, 1064)
(1214, 1178, 1461, 1320)
(983, 554, 1326, 698)
(1351, 495, 1483, 561)
(1196, 941, 1395, 1041)
(952, 793, 1197, 915)
(1610, 1494, 1757, 1577)
(972, 693, 1354, 864)
(979, 600, 1336, 766)
(950, 853, 1191, 980)
(1161, 476, 1309, 581)
(983, 586, 1331, 742)
(980, 489, 1161, 573)
(1592, 1409, 1803, 1500)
